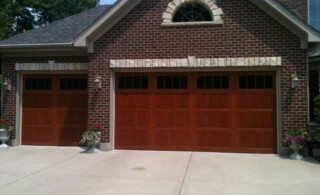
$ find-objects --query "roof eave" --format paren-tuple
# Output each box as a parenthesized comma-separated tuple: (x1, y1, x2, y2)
(250, 0, 320, 49)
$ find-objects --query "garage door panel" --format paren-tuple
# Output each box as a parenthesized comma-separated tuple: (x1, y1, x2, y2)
(23, 127, 53, 143)
(154, 94, 190, 108)
(154, 111, 190, 127)
(196, 111, 231, 128)
(22, 75, 88, 146)
(116, 111, 149, 127)
(238, 130, 274, 148)
(56, 127, 85, 145)
(115, 72, 276, 153)
(116, 129, 150, 146)
(57, 94, 88, 108)
(238, 112, 274, 128)
(155, 129, 191, 146)
(195, 93, 230, 108)
(196, 130, 232, 147)
(238, 93, 274, 109)
(23, 94, 53, 108)
(55, 109, 88, 125)
(116, 93, 150, 109)
(23, 110, 53, 125)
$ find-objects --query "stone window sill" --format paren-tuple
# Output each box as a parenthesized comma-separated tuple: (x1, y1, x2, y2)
(161, 21, 223, 27)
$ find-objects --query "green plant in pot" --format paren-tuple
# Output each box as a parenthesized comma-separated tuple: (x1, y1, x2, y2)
(286, 128, 309, 160)
(0, 118, 13, 148)
(80, 123, 104, 153)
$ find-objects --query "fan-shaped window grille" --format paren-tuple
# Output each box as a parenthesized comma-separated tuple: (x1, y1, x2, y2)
(173, 3, 212, 22)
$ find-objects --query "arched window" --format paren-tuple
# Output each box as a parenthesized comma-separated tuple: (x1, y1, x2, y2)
(162, 0, 223, 26)
(173, 3, 212, 22)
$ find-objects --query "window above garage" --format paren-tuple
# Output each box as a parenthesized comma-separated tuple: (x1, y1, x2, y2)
(162, 0, 223, 26)
(173, 3, 212, 22)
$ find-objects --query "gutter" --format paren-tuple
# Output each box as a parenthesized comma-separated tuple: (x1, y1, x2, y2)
(0, 43, 74, 49)
(0, 43, 88, 53)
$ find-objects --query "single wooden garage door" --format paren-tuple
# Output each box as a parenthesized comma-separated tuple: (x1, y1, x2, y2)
(22, 75, 88, 146)
(115, 72, 276, 153)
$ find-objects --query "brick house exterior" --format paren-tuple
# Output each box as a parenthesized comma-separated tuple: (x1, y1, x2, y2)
(0, 0, 320, 154)
(278, 0, 308, 21)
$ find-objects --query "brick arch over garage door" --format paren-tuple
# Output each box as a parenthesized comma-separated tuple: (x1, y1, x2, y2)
(115, 72, 276, 153)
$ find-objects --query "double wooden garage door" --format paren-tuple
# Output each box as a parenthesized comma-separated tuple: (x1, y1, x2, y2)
(115, 72, 276, 153)
(22, 75, 88, 146)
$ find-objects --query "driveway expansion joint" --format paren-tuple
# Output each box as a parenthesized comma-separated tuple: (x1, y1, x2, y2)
(0, 153, 79, 189)
(179, 152, 193, 195)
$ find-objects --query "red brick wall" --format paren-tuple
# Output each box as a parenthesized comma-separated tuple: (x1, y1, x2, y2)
(90, 0, 308, 145)
(1, 0, 309, 148)
(2, 56, 88, 139)
(278, 0, 308, 21)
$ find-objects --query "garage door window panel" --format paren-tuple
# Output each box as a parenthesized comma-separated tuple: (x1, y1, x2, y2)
(157, 76, 188, 89)
(25, 78, 52, 90)
(239, 75, 273, 89)
(197, 76, 229, 89)
(118, 76, 148, 89)
(60, 78, 87, 90)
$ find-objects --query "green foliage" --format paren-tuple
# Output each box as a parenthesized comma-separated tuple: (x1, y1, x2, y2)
(0, 118, 12, 132)
(34, 0, 98, 25)
(0, 0, 17, 40)
(287, 128, 309, 137)
(80, 130, 101, 144)
(0, 0, 99, 40)
(80, 123, 104, 144)
(0, 0, 38, 40)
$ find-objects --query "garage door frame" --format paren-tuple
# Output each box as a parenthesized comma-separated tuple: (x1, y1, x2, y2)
(109, 68, 282, 154)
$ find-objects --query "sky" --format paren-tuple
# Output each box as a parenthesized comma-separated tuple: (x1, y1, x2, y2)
(100, 0, 117, 5)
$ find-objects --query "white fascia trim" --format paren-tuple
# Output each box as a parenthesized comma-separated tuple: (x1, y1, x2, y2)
(251, 0, 320, 46)
(74, 0, 142, 52)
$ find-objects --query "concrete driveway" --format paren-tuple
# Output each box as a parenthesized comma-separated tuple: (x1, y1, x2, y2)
(0, 147, 319, 195)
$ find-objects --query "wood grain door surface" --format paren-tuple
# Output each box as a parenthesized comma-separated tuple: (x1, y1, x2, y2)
(115, 72, 276, 153)
(22, 75, 88, 146)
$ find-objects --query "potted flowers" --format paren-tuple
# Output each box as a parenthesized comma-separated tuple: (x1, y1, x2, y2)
(80, 123, 104, 153)
(0, 118, 12, 148)
(287, 127, 309, 160)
